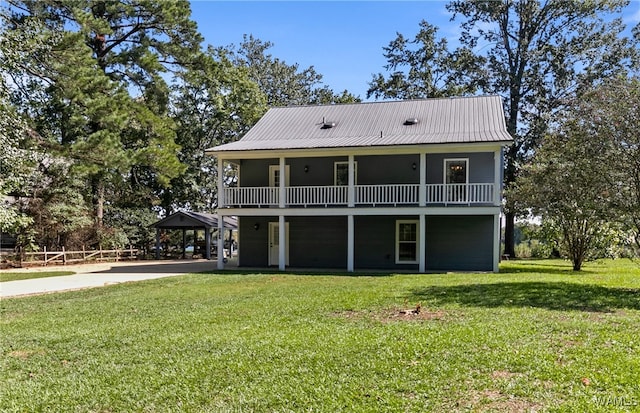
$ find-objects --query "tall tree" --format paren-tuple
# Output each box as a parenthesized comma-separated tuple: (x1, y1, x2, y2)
(1, 0, 202, 246)
(566, 77, 640, 255)
(449, 0, 638, 258)
(368, 21, 485, 100)
(369, 0, 639, 257)
(228, 35, 360, 106)
(513, 118, 614, 271)
(165, 48, 266, 213)
(0, 77, 35, 243)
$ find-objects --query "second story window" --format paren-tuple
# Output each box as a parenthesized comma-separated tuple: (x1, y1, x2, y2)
(444, 158, 469, 203)
(445, 159, 468, 184)
(334, 161, 357, 186)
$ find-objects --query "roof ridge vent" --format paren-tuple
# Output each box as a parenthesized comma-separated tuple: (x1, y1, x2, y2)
(404, 117, 419, 125)
(321, 118, 336, 129)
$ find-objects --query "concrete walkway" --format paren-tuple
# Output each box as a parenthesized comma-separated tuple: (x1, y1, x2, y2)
(0, 260, 220, 298)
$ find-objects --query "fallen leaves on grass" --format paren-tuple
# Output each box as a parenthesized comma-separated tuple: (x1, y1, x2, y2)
(459, 389, 543, 412)
(8, 349, 43, 359)
(490, 370, 523, 380)
(334, 304, 448, 323)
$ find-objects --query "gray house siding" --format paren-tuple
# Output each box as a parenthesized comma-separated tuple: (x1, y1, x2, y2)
(238, 216, 347, 268)
(355, 155, 420, 185)
(241, 154, 462, 187)
(240, 214, 495, 271)
(425, 215, 494, 271)
(238, 216, 270, 267)
(291, 155, 420, 186)
(354, 215, 419, 270)
(288, 157, 346, 186)
(239, 159, 276, 187)
(288, 216, 347, 268)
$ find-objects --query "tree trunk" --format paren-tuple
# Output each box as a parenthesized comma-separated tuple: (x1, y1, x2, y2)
(503, 94, 520, 259)
(572, 257, 583, 271)
(504, 211, 515, 258)
(92, 176, 105, 228)
(503, 146, 518, 259)
(96, 183, 104, 227)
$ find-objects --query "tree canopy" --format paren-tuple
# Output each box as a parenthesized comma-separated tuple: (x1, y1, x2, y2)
(0, 78, 35, 240)
(589, 78, 640, 253)
(228, 35, 361, 107)
(513, 114, 613, 270)
(1, 1, 360, 252)
(2, 0, 202, 247)
(514, 77, 640, 269)
(369, 0, 640, 257)
(164, 47, 266, 213)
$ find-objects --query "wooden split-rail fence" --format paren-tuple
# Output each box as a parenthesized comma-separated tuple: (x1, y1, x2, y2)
(1, 246, 139, 267)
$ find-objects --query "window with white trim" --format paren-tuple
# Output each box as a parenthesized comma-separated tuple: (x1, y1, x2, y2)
(396, 220, 419, 264)
(444, 158, 469, 203)
(334, 161, 357, 186)
(444, 158, 468, 184)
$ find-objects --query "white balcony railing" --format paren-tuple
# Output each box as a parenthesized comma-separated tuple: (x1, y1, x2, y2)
(287, 186, 348, 206)
(425, 183, 494, 204)
(223, 187, 279, 206)
(355, 184, 419, 205)
(222, 183, 495, 208)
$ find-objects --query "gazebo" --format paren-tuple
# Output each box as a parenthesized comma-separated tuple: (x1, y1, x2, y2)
(150, 211, 237, 260)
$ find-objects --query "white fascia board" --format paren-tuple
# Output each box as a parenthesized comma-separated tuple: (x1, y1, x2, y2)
(223, 206, 501, 217)
(206, 142, 510, 160)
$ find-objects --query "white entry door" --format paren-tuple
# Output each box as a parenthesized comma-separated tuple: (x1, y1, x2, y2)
(268, 222, 289, 266)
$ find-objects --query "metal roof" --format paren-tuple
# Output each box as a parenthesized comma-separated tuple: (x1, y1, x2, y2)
(208, 96, 512, 154)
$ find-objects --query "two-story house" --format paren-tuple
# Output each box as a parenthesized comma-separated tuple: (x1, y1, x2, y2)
(207, 96, 512, 272)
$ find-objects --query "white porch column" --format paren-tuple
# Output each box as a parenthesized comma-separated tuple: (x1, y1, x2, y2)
(347, 215, 354, 272)
(419, 214, 426, 273)
(204, 227, 211, 260)
(348, 155, 355, 207)
(217, 156, 225, 269)
(278, 215, 286, 271)
(279, 156, 286, 208)
(217, 215, 224, 269)
(493, 213, 500, 272)
(494, 148, 502, 206)
(217, 156, 224, 208)
(493, 148, 502, 272)
(155, 229, 161, 260)
(419, 152, 426, 206)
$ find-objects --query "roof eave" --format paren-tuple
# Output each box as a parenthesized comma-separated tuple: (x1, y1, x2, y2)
(206, 139, 513, 159)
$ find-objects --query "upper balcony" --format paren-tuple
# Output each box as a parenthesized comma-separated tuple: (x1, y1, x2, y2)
(221, 182, 497, 208)
(217, 151, 503, 210)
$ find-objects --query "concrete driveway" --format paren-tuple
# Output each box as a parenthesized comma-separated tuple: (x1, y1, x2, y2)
(0, 260, 220, 298)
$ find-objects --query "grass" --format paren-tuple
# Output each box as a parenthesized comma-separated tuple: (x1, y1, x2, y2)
(1, 259, 639, 412)
(0, 271, 75, 282)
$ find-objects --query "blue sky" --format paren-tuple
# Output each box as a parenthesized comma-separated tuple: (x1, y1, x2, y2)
(190, 1, 640, 100)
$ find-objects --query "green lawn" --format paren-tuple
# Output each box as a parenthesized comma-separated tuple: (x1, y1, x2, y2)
(0, 271, 75, 282)
(1, 259, 639, 412)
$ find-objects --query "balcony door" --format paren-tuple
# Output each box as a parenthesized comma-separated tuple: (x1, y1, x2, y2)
(444, 158, 468, 203)
(269, 165, 290, 187)
(268, 222, 289, 266)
